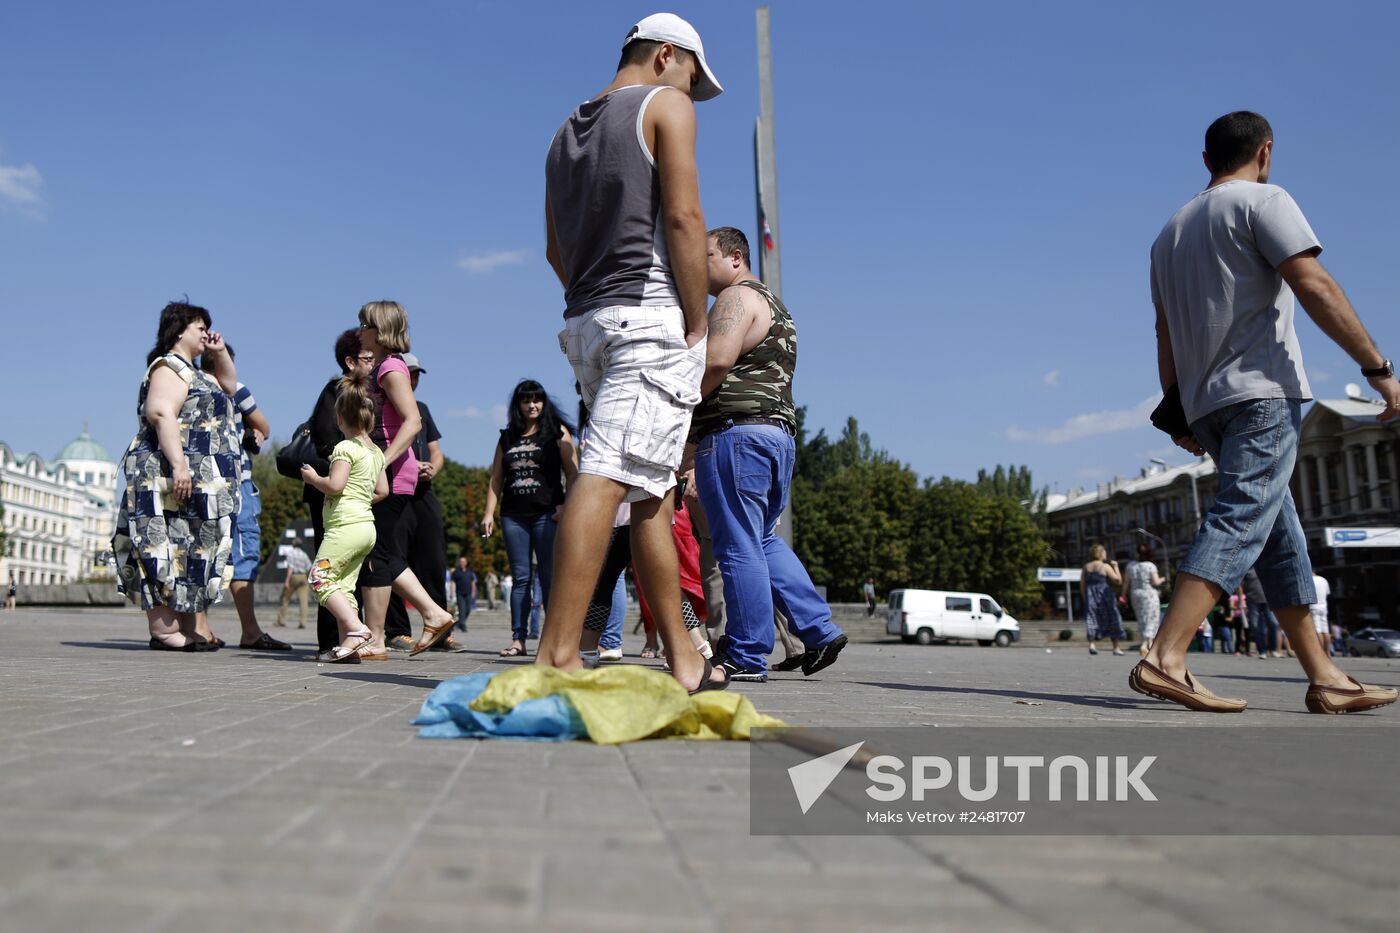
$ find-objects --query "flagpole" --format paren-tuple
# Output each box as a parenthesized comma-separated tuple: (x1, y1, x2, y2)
(755, 6, 781, 300)
(754, 6, 796, 554)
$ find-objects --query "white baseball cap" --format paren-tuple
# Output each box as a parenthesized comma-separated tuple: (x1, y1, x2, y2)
(624, 12, 723, 102)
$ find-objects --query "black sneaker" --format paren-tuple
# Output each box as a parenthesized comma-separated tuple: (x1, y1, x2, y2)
(770, 654, 805, 672)
(802, 634, 847, 676)
(386, 635, 415, 653)
(716, 659, 768, 683)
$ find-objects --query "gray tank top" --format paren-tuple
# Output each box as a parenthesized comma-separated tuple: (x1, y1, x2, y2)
(545, 85, 680, 318)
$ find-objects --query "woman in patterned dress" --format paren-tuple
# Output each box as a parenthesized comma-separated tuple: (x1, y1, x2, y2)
(1081, 543, 1126, 656)
(112, 302, 242, 650)
(1124, 543, 1166, 657)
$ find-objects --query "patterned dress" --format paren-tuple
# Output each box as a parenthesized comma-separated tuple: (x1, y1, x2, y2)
(113, 353, 242, 612)
(1083, 568, 1126, 641)
(1126, 561, 1163, 640)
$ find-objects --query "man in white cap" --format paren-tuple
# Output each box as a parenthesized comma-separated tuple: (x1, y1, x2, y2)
(539, 13, 727, 692)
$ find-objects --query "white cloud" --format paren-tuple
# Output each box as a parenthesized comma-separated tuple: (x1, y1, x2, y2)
(1042, 370, 1061, 388)
(0, 160, 44, 216)
(445, 403, 508, 424)
(1005, 394, 1161, 445)
(1309, 367, 1331, 385)
(456, 249, 530, 275)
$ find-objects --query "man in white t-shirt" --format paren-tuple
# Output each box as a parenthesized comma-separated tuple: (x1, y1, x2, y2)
(1310, 573, 1332, 654)
(1133, 111, 1399, 715)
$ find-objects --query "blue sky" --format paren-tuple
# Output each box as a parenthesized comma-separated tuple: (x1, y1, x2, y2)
(2, 1, 1397, 495)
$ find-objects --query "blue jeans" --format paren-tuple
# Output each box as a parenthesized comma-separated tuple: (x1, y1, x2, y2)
(1250, 601, 1279, 654)
(601, 574, 625, 650)
(695, 423, 842, 673)
(1178, 399, 1315, 609)
(455, 595, 471, 631)
(502, 512, 556, 642)
(530, 575, 542, 638)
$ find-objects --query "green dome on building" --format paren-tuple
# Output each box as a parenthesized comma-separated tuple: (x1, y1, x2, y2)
(55, 429, 112, 464)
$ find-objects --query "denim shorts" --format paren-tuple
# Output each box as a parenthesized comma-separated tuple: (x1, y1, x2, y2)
(1177, 398, 1315, 609)
(230, 478, 261, 582)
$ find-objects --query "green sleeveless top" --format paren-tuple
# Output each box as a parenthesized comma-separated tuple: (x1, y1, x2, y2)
(689, 280, 798, 440)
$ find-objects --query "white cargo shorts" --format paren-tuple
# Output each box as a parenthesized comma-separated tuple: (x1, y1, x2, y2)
(559, 305, 705, 502)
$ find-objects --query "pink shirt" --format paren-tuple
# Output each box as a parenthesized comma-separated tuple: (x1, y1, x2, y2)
(373, 356, 419, 496)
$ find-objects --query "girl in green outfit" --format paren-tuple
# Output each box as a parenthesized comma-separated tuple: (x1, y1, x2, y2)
(301, 378, 387, 663)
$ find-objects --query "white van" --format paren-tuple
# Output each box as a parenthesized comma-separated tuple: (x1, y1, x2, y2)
(885, 589, 1021, 647)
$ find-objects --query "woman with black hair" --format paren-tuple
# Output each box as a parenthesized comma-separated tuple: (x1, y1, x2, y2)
(481, 379, 577, 657)
(113, 301, 241, 650)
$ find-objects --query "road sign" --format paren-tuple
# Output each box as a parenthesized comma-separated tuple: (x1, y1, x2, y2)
(1325, 527, 1400, 548)
(1037, 567, 1083, 583)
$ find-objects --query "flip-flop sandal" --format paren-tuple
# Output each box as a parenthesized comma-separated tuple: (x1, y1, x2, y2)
(239, 632, 292, 651)
(686, 657, 730, 696)
(499, 645, 527, 657)
(640, 647, 659, 659)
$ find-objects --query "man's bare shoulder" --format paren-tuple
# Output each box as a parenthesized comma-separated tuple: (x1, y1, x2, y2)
(710, 282, 767, 336)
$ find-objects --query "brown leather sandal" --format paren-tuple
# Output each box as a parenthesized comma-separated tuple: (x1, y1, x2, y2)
(409, 618, 455, 657)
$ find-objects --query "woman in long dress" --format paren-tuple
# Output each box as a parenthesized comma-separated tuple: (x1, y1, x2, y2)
(1081, 543, 1125, 656)
(113, 302, 242, 650)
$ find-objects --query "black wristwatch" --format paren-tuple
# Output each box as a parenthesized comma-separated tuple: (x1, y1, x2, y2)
(1361, 359, 1394, 379)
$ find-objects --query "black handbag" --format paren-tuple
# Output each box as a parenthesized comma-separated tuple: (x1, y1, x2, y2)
(275, 420, 319, 479)
(277, 388, 333, 480)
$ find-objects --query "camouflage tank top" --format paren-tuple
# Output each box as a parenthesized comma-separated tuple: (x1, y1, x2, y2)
(689, 280, 798, 440)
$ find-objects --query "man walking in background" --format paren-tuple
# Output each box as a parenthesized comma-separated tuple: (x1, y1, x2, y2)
(689, 226, 846, 683)
(1135, 111, 1398, 714)
(450, 556, 476, 634)
(277, 544, 313, 629)
(537, 13, 727, 692)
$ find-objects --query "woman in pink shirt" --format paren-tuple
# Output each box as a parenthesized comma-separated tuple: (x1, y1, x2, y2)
(356, 301, 455, 657)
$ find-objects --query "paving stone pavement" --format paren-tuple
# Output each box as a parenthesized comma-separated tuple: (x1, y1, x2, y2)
(1, 606, 1397, 932)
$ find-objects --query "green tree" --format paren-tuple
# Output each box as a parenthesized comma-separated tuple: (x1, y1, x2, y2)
(975, 463, 1049, 531)
(792, 413, 919, 601)
(435, 459, 508, 577)
(792, 414, 1049, 611)
(907, 478, 1047, 616)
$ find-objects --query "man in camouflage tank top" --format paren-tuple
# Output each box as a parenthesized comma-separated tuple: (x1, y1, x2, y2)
(688, 227, 846, 681)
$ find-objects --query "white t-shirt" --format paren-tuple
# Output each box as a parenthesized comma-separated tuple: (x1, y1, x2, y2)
(1150, 180, 1319, 423)
(1310, 574, 1331, 631)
